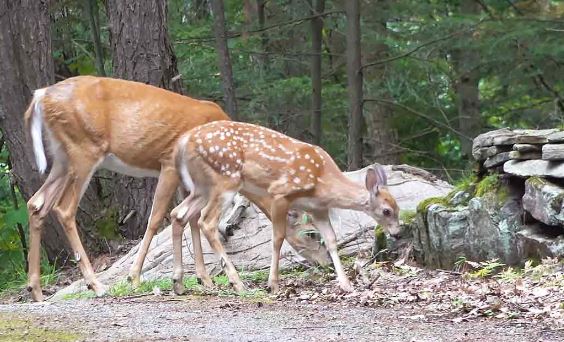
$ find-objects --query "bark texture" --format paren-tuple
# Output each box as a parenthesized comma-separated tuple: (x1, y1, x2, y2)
(106, 0, 183, 239)
(362, 0, 400, 165)
(211, 0, 239, 120)
(310, 0, 325, 145)
(345, 0, 364, 170)
(0, 0, 66, 260)
(452, 0, 481, 157)
(84, 0, 105, 76)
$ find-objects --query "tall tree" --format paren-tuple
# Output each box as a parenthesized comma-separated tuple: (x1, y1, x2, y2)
(452, 0, 481, 157)
(310, 0, 325, 145)
(0, 0, 64, 260)
(345, 0, 363, 170)
(362, 0, 400, 165)
(211, 0, 239, 120)
(106, 0, 183, 238)
(84, 0, 105, 76)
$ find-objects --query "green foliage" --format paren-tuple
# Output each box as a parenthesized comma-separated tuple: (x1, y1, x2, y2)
(0, 314, 81, 341)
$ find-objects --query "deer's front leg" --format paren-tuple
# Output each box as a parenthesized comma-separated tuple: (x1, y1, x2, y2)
(312, 210, 353, 292)
(268, 196, 290, 293)
(129, 167, 179, 286)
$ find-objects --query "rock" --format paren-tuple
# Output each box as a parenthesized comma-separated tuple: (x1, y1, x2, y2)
(513, 144, 541, 152)
(473, 128, 514, 149)
(513, 128, 560, 136)
(522, 177, 564, 226)
(413, 180, 524, 268)
(484, 152, 511, 168)
(508, 150, 542, 160)
(517, 225, 564, 259)
(542, 144, 564, 160)
(473, 146, 511, 161)
(504, 160, 564, 178)
(464, 194, 522, 265)
(492, 134, 548, 146)
(413, 205, 469, 269)
(547, 131, 564, 143)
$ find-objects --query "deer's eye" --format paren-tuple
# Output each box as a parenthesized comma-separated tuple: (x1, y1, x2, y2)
(383, 208, 391, 217)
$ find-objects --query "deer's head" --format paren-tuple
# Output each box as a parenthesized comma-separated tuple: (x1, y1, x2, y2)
(365, 165, 401, 238)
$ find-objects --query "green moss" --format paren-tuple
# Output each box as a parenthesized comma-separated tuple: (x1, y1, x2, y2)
(374, 225, 387, 252)
(0, 314, 81, 341)
(475, 174, 501, 197)
(240, 270, 269, 284)
(95, 208, 121, 240)
(416, 196, 450, 213)
(399, 210, 417, 223)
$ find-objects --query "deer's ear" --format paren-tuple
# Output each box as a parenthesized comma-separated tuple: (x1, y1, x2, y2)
(365, 165, 387, 193)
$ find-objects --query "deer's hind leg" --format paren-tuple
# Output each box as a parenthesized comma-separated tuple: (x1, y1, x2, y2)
(198, 189, 245, 292)
(27, 159, 69, 301)
(50, 153, 107, 296)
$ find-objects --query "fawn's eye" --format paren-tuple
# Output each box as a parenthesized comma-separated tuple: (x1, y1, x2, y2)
(383, 208, 391, 217)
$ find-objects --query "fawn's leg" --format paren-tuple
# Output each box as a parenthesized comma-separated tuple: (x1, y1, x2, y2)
(198, 190, 245, 292)
(312, 210, 353, 292)
(189, 214, 214, 288)
(267, 196, 290, 293)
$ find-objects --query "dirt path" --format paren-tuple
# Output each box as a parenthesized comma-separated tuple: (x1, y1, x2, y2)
(0, 296, 561, 341)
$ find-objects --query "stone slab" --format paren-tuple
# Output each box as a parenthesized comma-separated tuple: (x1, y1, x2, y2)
(504, 159, 564, 178)
(509, 150, 542, 160)
(548, 131, 564, 143)
(542, 144, 564, 161)
(492, 134, 548, 146)
(523, 177, 564, 227)
(484, 152, 511, 168)
(513, 144, 541, 152)
(517, 225, 564, 259)
(473, 145, 512, 161)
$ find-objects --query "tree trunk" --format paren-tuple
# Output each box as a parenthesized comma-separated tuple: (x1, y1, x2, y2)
(211, 0, 238, 120)
(84, 0, 105, 76)
(452, 0, 481, 158)
(310, 0, 325, 145)
(345, 0, 363, 170)
(106, 0, 183, 239)
(362, 0, 400, 165)
(0, 0, 66, 261)
(256, 0, 269, 68)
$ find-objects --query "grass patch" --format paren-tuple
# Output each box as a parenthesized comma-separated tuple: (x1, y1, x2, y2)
(240, 270, 269, 284)
(0, 313, 81, 341)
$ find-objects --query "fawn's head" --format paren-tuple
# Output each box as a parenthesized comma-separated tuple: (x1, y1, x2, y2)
(365, 165, 401, 238)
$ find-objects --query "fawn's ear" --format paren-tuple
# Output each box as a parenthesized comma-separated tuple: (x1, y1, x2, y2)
(365, 164, 387, 194)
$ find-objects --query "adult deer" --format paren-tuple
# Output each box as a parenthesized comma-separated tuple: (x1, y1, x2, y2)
(170, 121, 400, 294)
(24, 76, 230, 301)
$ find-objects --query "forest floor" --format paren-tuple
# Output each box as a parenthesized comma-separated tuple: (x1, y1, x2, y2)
(0, 257, 562, 341)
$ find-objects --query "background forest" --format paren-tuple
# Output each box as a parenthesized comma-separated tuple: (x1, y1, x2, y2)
(0, 0, 563, 292)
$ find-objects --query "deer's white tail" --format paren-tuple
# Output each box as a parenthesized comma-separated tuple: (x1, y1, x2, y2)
(29, 89, 47, 173)
(176, 134, 195, 194)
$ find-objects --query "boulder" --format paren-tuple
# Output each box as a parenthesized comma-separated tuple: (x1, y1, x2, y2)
(523, 177, 564, 227)
(504, 160, 564, 178)
(542, 144, 564, 161)
(413, 205, 469, 269)
(413, 179, 526, 268)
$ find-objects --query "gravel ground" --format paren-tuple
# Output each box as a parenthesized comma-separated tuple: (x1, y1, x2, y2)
(0, 295, 562, 341)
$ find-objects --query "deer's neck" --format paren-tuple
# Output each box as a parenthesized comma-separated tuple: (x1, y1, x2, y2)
(323, 174, 370, 212)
